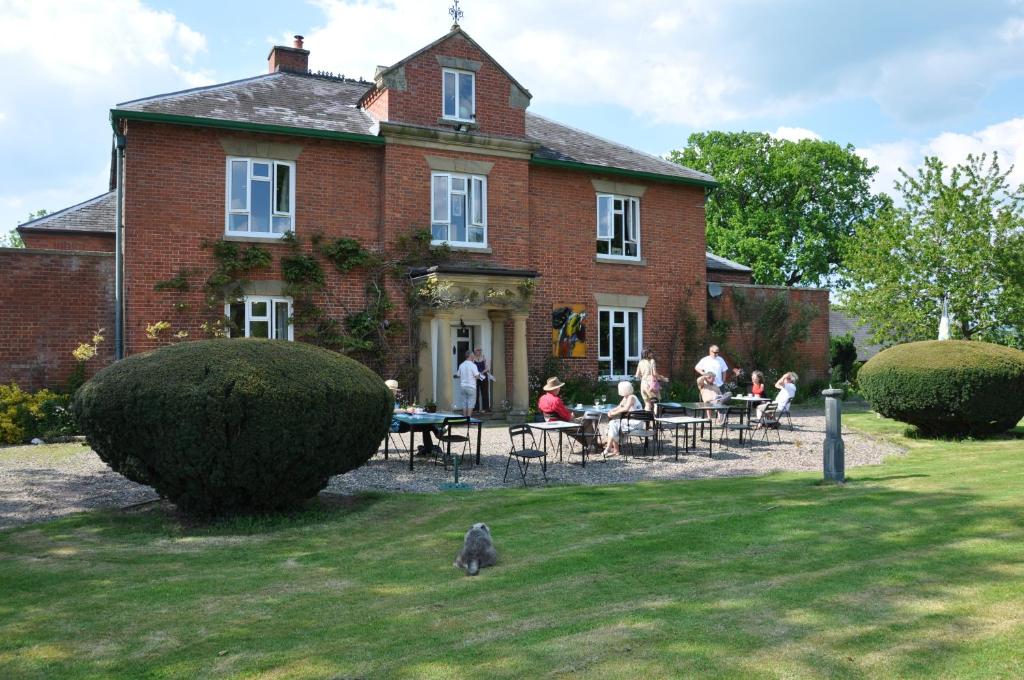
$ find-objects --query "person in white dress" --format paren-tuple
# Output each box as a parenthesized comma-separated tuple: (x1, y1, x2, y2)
(757, 372, 798, 419)
(603, 381, 644, 456)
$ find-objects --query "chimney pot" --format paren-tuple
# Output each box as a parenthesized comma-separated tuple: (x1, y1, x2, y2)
(293, 35, 304, 49)
(267, 36, 310, 74)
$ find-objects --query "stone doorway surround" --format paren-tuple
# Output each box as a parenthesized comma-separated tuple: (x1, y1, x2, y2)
(410, 264, 538, 416)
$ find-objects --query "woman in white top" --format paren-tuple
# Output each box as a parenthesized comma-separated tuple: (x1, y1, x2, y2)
(603, 381, 644, 456)
(757, 371, 798, 419)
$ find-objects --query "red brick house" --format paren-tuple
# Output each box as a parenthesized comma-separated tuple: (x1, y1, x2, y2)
(5, 27, 829, 402)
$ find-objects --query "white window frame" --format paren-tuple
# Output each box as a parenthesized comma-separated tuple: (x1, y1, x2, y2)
(225, 296, 293, 340)
(596, 193, 641, 260)
(597, 306, 643, 380)
(441, 68, 476, 122)
(225, 157, 296, 238)
(431, 171, 487, 247)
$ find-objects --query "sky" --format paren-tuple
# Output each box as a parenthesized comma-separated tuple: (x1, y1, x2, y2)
(3, 0, 1024, 234)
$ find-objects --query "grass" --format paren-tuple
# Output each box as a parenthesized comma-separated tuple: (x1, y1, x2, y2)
(1, 417, 1023, 678)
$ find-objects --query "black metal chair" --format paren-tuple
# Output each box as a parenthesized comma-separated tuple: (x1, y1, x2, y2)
(435, 416, 472, 470)
(777, 401, 794, 429)
(381, 421, 412, 461)
(505, 424, 548, 486)
(753, 402, 783, 444)
(622, 410, 658, 458)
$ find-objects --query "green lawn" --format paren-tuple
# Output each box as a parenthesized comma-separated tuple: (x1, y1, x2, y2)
(1, 416, 1023, 679)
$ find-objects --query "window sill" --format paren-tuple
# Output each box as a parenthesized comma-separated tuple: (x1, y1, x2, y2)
(437, 117, 478, 130)
(432, 242, 492, 254)
(594, 255, 646, 266)
(224, 233, 289, 243)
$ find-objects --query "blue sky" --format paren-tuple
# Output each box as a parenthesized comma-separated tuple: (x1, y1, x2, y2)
(3, 0, 1024, 234)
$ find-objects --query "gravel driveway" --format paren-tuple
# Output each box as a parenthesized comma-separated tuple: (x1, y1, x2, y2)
(0, 407, 903, 530)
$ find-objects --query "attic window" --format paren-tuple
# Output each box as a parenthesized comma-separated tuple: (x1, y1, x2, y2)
(442, 68, 475, 122)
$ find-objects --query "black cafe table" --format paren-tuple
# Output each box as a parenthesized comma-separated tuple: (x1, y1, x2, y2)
(387, 411, 483, 471)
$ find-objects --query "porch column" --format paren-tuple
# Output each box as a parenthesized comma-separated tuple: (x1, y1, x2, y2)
(436, 311, 455, 411)
(488, 310, 507, 411)
(416, 312, 433, 405)
(511, 312, 529, 412)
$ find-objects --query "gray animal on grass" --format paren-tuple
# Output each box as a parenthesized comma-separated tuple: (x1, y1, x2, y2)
(453, 522, 498, 576)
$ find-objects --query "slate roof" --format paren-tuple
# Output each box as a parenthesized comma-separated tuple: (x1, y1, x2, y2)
(16, 191, 115, 234)
(115, 72, 376, 136)
(527, 113, 715, 185)
(112, 71, 714, 185)
(705, 252, 752, 273)
(830, 310, 885, 361)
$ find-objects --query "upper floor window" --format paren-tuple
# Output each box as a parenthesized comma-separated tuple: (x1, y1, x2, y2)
(432, 172, 486, 246)
(442, 68, 475, 121)
(596, 194, 640, 259)
(226, 158, 295, 237)
(226, 295, 293, 340)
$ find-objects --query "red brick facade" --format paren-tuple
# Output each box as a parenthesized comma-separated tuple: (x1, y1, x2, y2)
(19, 231, 114, 253)
(0, 249, 115, 390)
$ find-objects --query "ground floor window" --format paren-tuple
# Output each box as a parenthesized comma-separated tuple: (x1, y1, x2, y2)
(598, 306, 642, 379)
(226, 296, 292, 340)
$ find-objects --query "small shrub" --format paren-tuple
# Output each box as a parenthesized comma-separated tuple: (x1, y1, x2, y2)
(72, 339, 392, 516)
(858, 340, 1024, 437)
(829, 333, 858, 383)
(0, 383, 75, 444)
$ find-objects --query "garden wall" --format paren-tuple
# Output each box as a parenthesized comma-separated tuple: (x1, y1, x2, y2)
(0, 248, 115, 391)
(711, 282, 830, 383)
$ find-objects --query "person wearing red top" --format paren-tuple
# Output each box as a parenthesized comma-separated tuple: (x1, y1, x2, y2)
(538, 376, 598, 449)
(750, 370, 766, 397)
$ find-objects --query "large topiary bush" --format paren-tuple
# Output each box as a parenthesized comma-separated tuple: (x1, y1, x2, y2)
(858, 340, 1024, 437)
(72, 339, 391, 516)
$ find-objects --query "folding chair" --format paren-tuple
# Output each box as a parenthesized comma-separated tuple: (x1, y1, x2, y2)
(435, 416, 472, 470)
(777, 402, 794, 429)
(568, 411, 606, 466)
(505, 424, 548, 486)
(622, 410, 659, 459)
(381, 422, 412, 461)
(752, 402, 783, 444)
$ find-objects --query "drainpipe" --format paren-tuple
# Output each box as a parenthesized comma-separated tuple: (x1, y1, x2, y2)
(114, 131, 126, 360)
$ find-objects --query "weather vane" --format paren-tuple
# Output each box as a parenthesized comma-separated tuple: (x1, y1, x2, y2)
(449, 0, 464, 27)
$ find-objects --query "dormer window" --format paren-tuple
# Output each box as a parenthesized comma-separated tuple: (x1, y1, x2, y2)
(442, 68, 475, 121)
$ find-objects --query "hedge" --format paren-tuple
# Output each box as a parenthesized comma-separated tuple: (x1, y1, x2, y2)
(71, 339, 392, 516)
(858, 340, 1024, 437)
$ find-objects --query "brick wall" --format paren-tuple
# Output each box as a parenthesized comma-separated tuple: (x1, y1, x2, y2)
(708, 283, 830, 383)
(707, 269, 752, 284)
(18, 231, 114, 252)
(375, 32, 527, 138)
(0, 248, 114, 391)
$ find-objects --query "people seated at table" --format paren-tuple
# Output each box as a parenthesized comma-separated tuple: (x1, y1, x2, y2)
(757, 371, 798, 419)
(697, 372, 731, 425)
(750, 371, 766, 397)
(386, 378, 441, 456)
(538, 376, 598, 449)
(603, 381, 644, 456)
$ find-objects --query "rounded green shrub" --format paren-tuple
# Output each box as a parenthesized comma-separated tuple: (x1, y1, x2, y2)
(858, 340, 1024, 437)
(72, 339, 392, 516)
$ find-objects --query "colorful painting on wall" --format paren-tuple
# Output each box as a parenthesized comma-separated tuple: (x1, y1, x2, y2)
(552, 304, 587, 358)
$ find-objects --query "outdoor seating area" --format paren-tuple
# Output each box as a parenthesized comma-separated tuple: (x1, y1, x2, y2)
(342, 405, 901, 493)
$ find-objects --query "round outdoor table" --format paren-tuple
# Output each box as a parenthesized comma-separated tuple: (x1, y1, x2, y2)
(388, 411, 483, 471)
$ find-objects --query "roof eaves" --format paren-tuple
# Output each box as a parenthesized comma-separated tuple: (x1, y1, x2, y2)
(109, 109, 385, 146)
(705, 252, 751, 272)
(531, 156, 718, 189)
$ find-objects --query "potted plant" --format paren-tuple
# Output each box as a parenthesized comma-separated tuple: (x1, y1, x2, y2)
(424, 400, 437, 413)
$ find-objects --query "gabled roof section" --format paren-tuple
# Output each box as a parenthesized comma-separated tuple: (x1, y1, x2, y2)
(527, 113, 716, 187)
(705, 251, 751, 273)
(16, 191, 115, 234)
(113, 71, 378, 139)
(369, 27, 532, 103)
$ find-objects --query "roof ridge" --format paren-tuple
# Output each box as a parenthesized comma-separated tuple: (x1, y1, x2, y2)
(17, 191, 114, 229)
(526, 112, 711, 181)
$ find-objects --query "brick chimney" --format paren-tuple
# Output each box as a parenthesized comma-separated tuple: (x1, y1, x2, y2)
(267, 35, 309, 73)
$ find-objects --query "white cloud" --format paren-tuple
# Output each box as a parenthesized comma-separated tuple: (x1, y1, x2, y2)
(303, 0, 1024, 128)
(858, 117, 1024, 197)
(772, 126, 822, 142)
(0, 0, 210, 230)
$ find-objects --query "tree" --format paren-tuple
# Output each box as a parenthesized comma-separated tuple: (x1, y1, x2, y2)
(841, 153, 1024, 347)
(0, 229, 24, 248)
(669, 131, 882, 286)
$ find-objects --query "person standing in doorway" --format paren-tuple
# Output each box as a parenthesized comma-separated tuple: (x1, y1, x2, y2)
(473, 347, 491, 413)
(457, 350, 481, 418)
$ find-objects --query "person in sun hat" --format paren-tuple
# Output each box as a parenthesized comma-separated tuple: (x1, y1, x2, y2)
(537, 376, 598, 449)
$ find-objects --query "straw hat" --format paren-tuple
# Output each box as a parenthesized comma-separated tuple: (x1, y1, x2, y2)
(542, 377, 565, 392)
(384, 379, 400, 391)
(617, 381, 634, 396)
